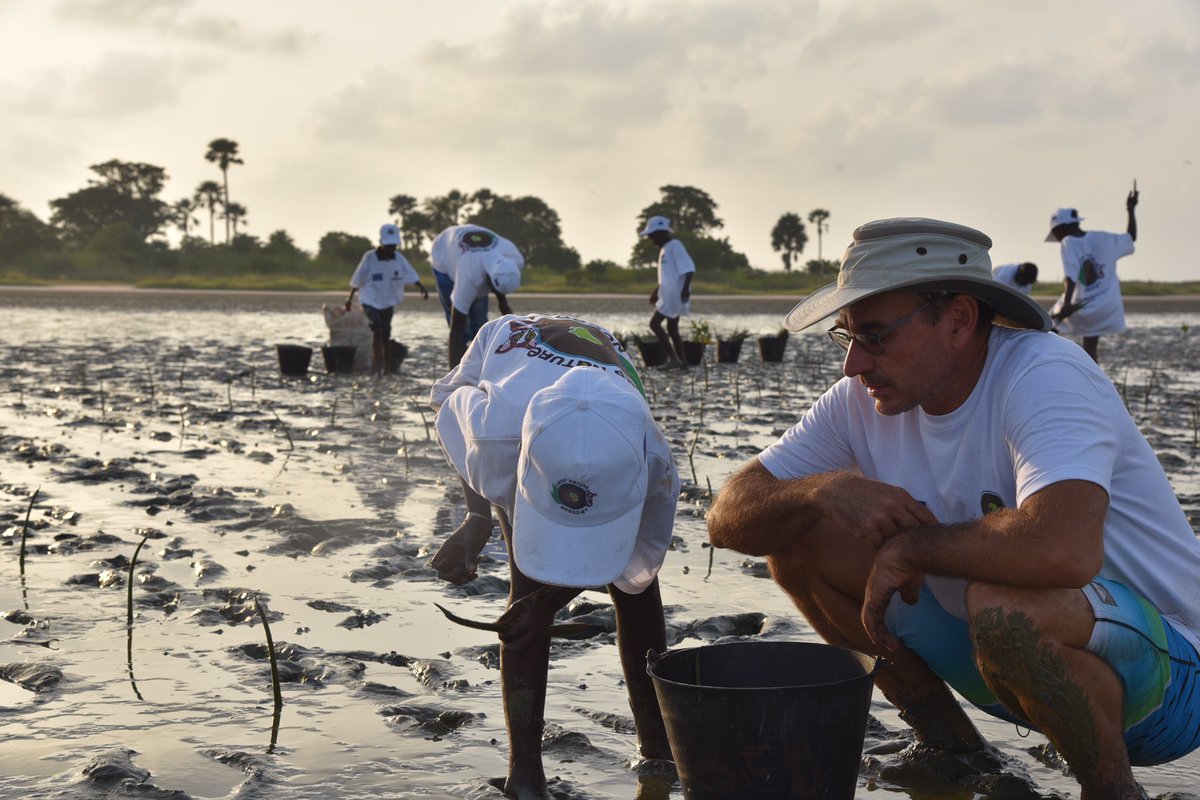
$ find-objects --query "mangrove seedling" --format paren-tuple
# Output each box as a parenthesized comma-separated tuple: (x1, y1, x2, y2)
(254, 596, 284, 751)
(268, 405, 295, 451)
(126, 531, 150, 701)
(18, 486, 39, 608)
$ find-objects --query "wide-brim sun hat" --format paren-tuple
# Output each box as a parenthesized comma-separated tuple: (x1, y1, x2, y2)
(783, 217, 1052, 333)
(639, 216, 672, 237)
(512, 367, 650, 588)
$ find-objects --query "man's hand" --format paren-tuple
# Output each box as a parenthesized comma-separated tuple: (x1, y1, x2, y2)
(418, 283, 429, 301)
(497, 586, 570, 649)
(811, 473, 938, 548)
(429, 515, 493, 585)
(1127, 181, 1139, 210)
(680, 287, 691, 303)
(861, 534, 924, 653)
(650, 287, 659, 305)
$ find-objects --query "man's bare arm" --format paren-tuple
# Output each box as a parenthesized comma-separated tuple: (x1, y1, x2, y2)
(707, 459, 937, 557)
(862, 479, 1107, 649)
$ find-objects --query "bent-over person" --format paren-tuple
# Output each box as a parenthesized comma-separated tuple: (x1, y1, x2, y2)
(429, 314, 679, 800)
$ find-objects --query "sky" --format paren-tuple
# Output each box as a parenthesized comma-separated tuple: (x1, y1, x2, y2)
(1, 0, 1198, 281)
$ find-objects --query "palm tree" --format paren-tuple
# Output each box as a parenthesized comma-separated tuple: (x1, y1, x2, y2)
(770, 213, 808, 273)
(387, 194, 417, 225)
(204, 138, 243, 244)
(221, 202, 248, 237)
(194, 180, 223, 244)
(807, 208, 831, 260)
(170, 198, 199, 240)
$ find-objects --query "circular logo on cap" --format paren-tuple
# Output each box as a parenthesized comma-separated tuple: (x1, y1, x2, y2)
(552, 479, 595, 515)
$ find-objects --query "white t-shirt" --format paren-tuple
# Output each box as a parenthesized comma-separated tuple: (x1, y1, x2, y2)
(758, 326, 1200, 648)
(1051, 231, 1135, 336)
(429, 225, 525, 314)
(992, 264, 1032, 295)
(349, 249, 421, 309)
(429, 314, 679, 594)
(655, 239, 696, 318)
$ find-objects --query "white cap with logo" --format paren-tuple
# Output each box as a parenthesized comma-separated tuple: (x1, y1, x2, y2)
(486, 256, 522, 295)
(1044, 208, 1084, 241)
(512, 367, 650, 588)
(380, 223, 401, 246)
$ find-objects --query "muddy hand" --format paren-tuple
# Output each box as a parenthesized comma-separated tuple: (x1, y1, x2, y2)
(429, 515, 493, 585)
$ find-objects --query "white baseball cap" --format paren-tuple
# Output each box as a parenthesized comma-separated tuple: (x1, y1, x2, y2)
(783, 217, 1052, 333)
(512, 367, 650, 588)
(380, 223, 401, 246)
(639, 216, 672, 237)
(486, 256, 521, 295)
(1044, 208, 1084, 241)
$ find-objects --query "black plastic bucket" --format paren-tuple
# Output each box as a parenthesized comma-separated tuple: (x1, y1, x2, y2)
(321, 345, 357, 374)
(636, 339, 669, 368)
(683, 341, 706, 366)
(758, 336, 788, 363)
(276, 344, 312, 377)
(386, 341, 409, 374)
(648, 641, 877, 799)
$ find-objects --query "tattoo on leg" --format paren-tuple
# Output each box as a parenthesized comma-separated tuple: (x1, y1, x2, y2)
(972, 608, 1101, 780)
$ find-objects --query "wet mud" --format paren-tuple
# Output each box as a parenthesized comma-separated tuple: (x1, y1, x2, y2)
(1, 289, 1199, 798)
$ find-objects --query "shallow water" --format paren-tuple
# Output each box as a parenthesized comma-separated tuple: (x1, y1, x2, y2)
(1, 287, 1199, 799)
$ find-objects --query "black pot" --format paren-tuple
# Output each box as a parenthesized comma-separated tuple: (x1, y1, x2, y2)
(757, 336, 787, 363)
(386, 341, 409, 374)
(321, 345, 357, 374)
(636, 339, 669, 368)
(716, 339, 743, 363)
(683, 341, 706, 366)
(276, 344, 312, 377)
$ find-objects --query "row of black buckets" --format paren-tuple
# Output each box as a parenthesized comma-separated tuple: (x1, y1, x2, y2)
(647, 641, 877, 799)
(275, 343, 408, 377)
(634, 334, 789, 368)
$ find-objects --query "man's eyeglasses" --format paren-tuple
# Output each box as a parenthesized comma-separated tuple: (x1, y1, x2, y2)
(826, 302, 931, 356)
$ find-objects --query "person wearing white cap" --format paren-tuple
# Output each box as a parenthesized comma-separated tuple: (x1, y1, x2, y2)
(429, 223, 525, 367)
(1046, 185, 1140, 362)
(428, 313, 679, 799)
(707, 217, 1200, 798)
(345, 223, 429, 376)
(991, 261, 1038, 295)
(639, 215, 695, 370)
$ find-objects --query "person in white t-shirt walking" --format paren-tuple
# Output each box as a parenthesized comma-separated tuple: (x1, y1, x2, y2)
(707, 217, 1200, 799)
(429, 223, 525, 368)
(991, 261, 1038, 295)
(345, 223, 428, 376)
(1046, 185, 1140, 362)
(641, 216, 695, 370)
(428, 314, 678, 799)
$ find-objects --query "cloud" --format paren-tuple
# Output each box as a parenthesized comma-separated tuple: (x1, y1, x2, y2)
(312, 0, 811, 166)
(53, 0, 314, 54)
(4, 50, 211, 118)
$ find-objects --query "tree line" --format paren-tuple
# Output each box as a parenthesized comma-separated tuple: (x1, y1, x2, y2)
(0, 139, 838, 291)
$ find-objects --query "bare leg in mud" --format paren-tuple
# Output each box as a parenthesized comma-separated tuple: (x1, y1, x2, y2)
(609, 579, 671, 763)
(766, 523, 986, 753)
(969, 583, 1144, 800)
(494, 510, 672, 800)
(496, 508, 582, 800)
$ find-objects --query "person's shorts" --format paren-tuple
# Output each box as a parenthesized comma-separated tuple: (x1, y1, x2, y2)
(362, 305, 393, 334)
(885, 578, 1200, 766)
